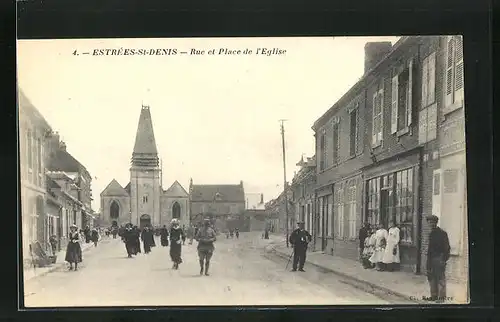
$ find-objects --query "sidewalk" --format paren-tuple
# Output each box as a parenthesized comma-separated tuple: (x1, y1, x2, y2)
(265, 242, 468, 304)
(22, 237, 114, 283)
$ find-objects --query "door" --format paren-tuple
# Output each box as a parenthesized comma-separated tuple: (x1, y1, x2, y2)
(380, 189, 390, 229)
(322, 197, 328, 251)
(140, 214, 151, 228)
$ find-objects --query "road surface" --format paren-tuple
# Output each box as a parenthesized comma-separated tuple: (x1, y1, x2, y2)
(23, 232, 389, 307)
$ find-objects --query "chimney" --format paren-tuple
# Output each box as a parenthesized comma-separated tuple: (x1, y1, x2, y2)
(59, 140, 67, 152)
(240, 180, 243, 187)
(364, 42, 393, 74)
(260, 193, 264, 204)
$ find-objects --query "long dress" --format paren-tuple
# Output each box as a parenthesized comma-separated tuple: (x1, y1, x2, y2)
(362, 234, 376, 268)
(169, 226, 185, 264)
(369, 228, 388, 264)
(160, 228, 169, 247)
(141, 230, 155, 254)
(133, 228, 141, 254)
(65, 231, 83, 263)
(123, 228, 136, 256)
(382, 226, 401, 265)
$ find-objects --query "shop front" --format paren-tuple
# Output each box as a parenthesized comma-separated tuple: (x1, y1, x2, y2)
(315, 184, 333, 254)
(363, 151, 421, 273)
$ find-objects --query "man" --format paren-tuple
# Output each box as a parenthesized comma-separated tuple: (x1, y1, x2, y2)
(426, 215, 451, 303)
(358, 222, 371, 261)
(195, 218, 216, 276)
(289, 221, 312, 272)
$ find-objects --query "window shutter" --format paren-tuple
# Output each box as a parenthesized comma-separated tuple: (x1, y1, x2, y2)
(421, 57, 428, 108)
(418, 108, 428, 144)
(372, 93, 377, 146)
(407, 59, 413, 126)
(355, 104, 360, 154)
(454, 36, 464, 103)
(428, 52, 436, 105)
(336, 119, 340, 163)
(445, 37, 455, 107)
(378, 89, 384, 141)
(391, 74, 399, 134)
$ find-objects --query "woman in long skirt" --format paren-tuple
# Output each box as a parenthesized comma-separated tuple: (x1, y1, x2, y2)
(362, 228, 376, 269)
(65, 224, 83, 271)
(169, 219, 186, 269)
(369, 223, 388, 271)
(382, 221, 401, 271)
(141, 226, 155, 254)
(160, 225, 169, 247)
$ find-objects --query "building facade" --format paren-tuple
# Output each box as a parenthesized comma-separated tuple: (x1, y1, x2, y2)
(100, 105, 190, 228)
(290, 156, 316, 240)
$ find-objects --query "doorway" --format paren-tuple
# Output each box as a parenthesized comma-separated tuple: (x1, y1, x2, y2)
(140, 214, 151, 228)
(380, 189, 390, 229)
(172, 202, 181, 219)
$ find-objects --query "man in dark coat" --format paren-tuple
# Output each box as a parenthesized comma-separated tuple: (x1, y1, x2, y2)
(122, 224, 136, 257)
(84, 225, 91, 243)
(358, 222, 370, 261)
(289, 221, 312, 272)
(133, 226, 141, 254)
(160, 225, 169, 247)
(141, 226, 155, 254)
(426, 215, 451, 303)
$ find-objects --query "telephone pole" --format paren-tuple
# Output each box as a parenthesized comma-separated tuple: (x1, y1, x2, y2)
(280, 119, 290, 248)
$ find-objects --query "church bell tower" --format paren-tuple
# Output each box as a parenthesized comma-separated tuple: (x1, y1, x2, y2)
(130, 105, 161, 227)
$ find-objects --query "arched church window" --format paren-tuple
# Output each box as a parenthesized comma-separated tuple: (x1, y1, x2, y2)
(143, 195, 149, 204)
(172, 202, 181, 219)
(110, 201, 120, 219)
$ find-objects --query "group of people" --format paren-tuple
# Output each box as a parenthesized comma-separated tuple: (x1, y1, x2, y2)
(225, 228, 239, 239)
(359, 221, 401, 272)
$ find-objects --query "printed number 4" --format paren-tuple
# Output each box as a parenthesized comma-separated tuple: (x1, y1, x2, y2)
(73, 50, 78, 56)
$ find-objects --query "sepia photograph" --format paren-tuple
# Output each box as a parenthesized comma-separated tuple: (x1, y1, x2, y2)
(17, 36, 469, 307)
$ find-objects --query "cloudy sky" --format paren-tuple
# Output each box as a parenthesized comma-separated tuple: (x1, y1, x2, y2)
(17, 36, 400, 211)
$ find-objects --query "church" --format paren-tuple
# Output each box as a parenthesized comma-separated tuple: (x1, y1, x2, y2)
(100, 105, 190, 228)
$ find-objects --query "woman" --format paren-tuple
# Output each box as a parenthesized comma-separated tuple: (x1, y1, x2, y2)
(65, 224, 83, 271)
(382, 221, 401, 271)
(169, 219, 186, 269)
(91, 228, 99, 247)
(160, 225, 169, 247)
(123, 224, 136, 257)
(362, 227, 376, 269)
(369, 223, 388, 271)
(141, 226, 155, 254)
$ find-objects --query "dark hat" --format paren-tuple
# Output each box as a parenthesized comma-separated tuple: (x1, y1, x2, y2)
(297, 221, 305, 225)
(426, 215, 439, 222)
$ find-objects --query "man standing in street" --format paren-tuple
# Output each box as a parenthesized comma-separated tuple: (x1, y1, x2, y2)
(426, 215, 451, 303)
(289, 221, 312, 272)
(195, 218, 216, 276)
(358, 222, 371, 261)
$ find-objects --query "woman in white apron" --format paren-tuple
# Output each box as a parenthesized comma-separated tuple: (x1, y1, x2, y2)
(369, 224, 388, 271)
(382, 221, 400, 271)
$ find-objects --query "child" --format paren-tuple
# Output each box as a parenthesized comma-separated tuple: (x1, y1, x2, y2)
(362, 228, 376, 269)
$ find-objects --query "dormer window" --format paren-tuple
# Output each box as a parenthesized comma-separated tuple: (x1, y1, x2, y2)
(215, 192, 222, 201)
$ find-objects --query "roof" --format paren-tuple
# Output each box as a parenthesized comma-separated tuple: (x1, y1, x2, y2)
(312, 36, 415, 131)
(18, 89, 52, 130)
(190, 184, 245, 203)
(124, 182, 131, 195)
(164, 181, 189, 197)
(47, 149, 82, 173)
(133, 106, 158, 155)
(101, 179, 129, 197)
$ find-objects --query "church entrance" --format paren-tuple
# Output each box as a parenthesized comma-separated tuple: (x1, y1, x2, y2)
(140, 214, 151, 228)
(172, 202, 181, 219)
(111, 220, 118, 227)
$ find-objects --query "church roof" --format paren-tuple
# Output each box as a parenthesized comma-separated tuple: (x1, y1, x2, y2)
(133, 106, 158, 155)
(124, 182, 131, 194)
(190, 184, 245, 203)
(163, 181, 189, 197)
(101, 179, 129, 197)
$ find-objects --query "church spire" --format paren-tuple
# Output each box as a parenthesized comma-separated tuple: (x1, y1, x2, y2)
(131, 105, 159, 167)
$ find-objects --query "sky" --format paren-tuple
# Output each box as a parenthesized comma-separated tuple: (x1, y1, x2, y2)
(17, 36, 400, 211)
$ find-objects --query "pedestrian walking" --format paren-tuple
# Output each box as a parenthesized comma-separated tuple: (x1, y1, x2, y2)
(169, 219, 186, 269)
(123, 224, 136, 257)
(369, 223, 388, 271)
(358, 222, 370, 261)
(91, 228, 99, 247)
(160, 225, 169, 247)
(65, 224, 82, 271)
(84, 225, 91, 243)
(235, 228, 239, 239)
(426, 215, 451, 303)
(133, 226, 141, 254)
(382, 221, 401, 271)
(186, 224, 195, 245)
(289, 221, 312, 272)
(195, 218, 216, 276)
(141, 226, 155, 254)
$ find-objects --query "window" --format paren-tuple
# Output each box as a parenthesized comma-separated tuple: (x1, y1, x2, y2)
(327, 195, 333, 237)
(391, 59, 414, 134)
(372, 88, 384, 147)
(421, 52, 436, 108)
(335, 187, 344, 238)
(37, 138, 43, 186)
(433, 172, 441, 195)
(142, 195, 148, 203)
(445, 36, 464, 112)
(347, 184, 357, 239)
(394, 168, 414, 243)
(418, 103, 438, 144)
(349, 107, 358, 157)
(318, 197, 323, 237)
(366, 178, 380, 226)
(27, 130, 33, 177)
(319, 132, 326, 171)
(443, 169, 458, 193)
(332, 118, 340, 165)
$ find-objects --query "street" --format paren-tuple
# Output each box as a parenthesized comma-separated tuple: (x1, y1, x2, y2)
(23, 232, 389, 307)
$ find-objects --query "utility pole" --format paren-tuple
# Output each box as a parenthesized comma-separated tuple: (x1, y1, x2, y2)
(280, 119, 290, 248)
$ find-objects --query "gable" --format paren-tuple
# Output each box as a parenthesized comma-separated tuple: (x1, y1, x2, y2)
(101, 179, 129, 197)
(163, 181, 188, 197)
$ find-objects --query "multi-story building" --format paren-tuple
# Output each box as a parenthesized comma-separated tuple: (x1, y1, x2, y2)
(19, 89, 52, 262)
(290, 156, 316, 237)
(189, 180, 245, 231)
(264, 184, 293, 235)
(311, 36, 467, 278)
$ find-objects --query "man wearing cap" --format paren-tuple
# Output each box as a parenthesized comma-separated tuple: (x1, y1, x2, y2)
(289, 221, 312, 272)
(425, 214, 451, 303)
(195, 218, 217, 276)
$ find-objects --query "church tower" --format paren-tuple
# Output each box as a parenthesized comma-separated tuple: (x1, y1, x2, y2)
(130, 105, 161, 227)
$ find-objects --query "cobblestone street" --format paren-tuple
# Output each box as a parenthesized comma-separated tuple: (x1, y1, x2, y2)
(23, 233, 389, 307)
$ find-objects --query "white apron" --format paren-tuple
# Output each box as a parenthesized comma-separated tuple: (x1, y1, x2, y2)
(382, 226, 401, 264)
(369, 228, 388, 263)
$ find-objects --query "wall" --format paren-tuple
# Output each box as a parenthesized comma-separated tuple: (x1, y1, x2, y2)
(130, 168, 161, 226)
(161, 195, 190, 228)
(101, 195, 131, 227)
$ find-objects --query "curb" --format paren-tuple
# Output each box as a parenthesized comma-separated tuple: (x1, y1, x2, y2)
(265, 245, 423, 304)
(24, 239, 113, 282)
